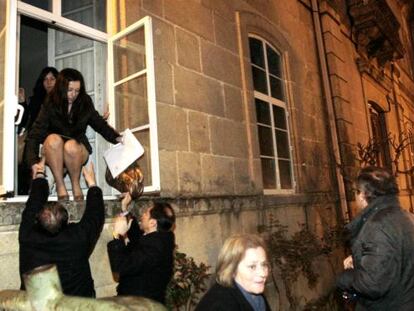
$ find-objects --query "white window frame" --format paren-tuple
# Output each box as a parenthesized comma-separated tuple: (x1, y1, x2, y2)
(2, 1, 161, 200)
(2, 0, 18, 195)
(17, 1, 107, 42)
(107, 16, 160, 193)
(249, 35, 295, 195)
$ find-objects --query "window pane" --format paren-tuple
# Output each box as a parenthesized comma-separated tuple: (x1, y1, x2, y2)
(266, 46, 282, 77)
(115, 75, 148, 131)
(134, 130, 152, 187)
(21, 0, 52, 11)
(55, 51, 96, 92)
(369, 106, 389, 167)
(258, 125, 274, 156)
(249, 37, 264, 68)
(276, 130, 290, 159)
(62, 0, 106, 32)
(273, 105, 287, 129)
(255, 99, 270, 125)
(113, 28, 146, 82)
(270, 76, 284, 101)
(252, 67, 268, 94)
(279, 159, 292, 189)
(261, 158, 276, 188)
(251, 37, 293, 191)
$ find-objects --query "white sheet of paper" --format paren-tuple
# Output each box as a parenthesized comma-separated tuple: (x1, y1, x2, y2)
(104, 128, 144, 178)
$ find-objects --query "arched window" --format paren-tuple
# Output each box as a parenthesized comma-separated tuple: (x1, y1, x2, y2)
(368, 102, 390, 167)
(248, 36, 293, 190)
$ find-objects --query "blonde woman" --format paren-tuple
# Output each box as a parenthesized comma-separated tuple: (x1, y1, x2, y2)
(196, 234, 271, 311)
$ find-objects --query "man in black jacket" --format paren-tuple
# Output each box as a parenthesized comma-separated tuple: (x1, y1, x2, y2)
(19, 159, 103, 297)
(107, 194, 175, 304)
(337, 166, 414, 310)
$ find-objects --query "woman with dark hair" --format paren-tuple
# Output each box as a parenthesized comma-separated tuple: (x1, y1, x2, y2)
(18, 67, 59, 134)
(196, 234, 271, 311)
(18, 67, 58, 195)
(25, 68, 121, 201)
(337, 166, 414, 310)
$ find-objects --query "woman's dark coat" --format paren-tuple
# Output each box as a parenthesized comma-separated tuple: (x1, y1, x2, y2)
(195, 282, 271, 311)
(337, 195, 414, 310)
(25, 95, 119, 166)
(19, 94, 46, 134)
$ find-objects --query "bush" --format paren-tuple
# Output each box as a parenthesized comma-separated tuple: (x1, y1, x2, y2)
(166, 250, 211, 311)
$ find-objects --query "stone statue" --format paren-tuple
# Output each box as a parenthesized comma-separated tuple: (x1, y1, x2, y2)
(0, 265, 166, 311)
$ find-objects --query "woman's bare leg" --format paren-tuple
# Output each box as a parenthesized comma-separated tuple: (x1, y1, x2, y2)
(43, 134, 67, 197)
(63, 140, 89, 198)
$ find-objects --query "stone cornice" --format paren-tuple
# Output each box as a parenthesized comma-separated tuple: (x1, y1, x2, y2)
(348, 0, 404, 66)
(356, 57, 393, 91)
(0, 192, 340, 226)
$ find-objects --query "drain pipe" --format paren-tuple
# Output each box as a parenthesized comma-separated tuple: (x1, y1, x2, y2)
(311, 0, 350, 222)
(390, 63, 414, 212)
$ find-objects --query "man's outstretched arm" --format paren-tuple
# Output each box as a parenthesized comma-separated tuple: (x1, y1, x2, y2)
(80, 162, 105, 242)
(20, 157, 49, 231)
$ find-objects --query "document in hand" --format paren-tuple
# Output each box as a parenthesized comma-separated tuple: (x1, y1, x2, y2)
(104, 128, 145, 178)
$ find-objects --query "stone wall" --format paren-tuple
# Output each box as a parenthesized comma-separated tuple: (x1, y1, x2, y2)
(0, 190, 340, 311)
(319, 0, 414, 213)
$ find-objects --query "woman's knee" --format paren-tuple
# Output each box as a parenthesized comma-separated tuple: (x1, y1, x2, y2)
(64, 140, 88, 160)
(43, 134, 64, 150)
(64, 140, 82, 155)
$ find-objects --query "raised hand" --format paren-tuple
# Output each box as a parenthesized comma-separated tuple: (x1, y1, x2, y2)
(31, 157, 46, 179)
(120, 192, 132, 213)
(113, 215, 133, 238)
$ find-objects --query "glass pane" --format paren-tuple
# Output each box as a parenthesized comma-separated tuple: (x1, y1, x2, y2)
(135, 130, 152, 187)
(270, 76, 284, 100)
(115, 75, 148, 131)
(55, 51, 96, 92)
(62, 0, 106, 32)
(21, 0, 52, 11)
(279, 159, 292, 189)
(249, 37, 264, 68)
(273, 105, 287, 129)
(0, 0, 5, 186)
(258, 125, 274, 156)
(114, 28, 146, 82)
(276, 130, 290, 159)
(266, 45, 282, 77)
(255, 98, 270, 125)
(55, 29, 93, 56)
(252, 67, 268, 94)
(261, 158, 276, 188)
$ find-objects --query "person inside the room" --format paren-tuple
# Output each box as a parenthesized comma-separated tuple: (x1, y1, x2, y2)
(17, 66, 59, 195)
(25, 68, 122, 201)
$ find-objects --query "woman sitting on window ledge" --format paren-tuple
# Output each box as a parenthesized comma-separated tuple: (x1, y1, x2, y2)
(25, 68, 122, 201)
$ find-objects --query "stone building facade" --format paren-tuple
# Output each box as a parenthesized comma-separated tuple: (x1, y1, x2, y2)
(0, 0, 413, 310)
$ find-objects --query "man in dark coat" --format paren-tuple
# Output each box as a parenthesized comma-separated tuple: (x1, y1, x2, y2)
(337, 166, 414, 310)
(19, 159, 103, 297)
(107, 194, 175, 304)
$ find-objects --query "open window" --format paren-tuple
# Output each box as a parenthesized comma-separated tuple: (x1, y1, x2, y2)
(0, 1, 160, 200)
(108, 17, 160, 193)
